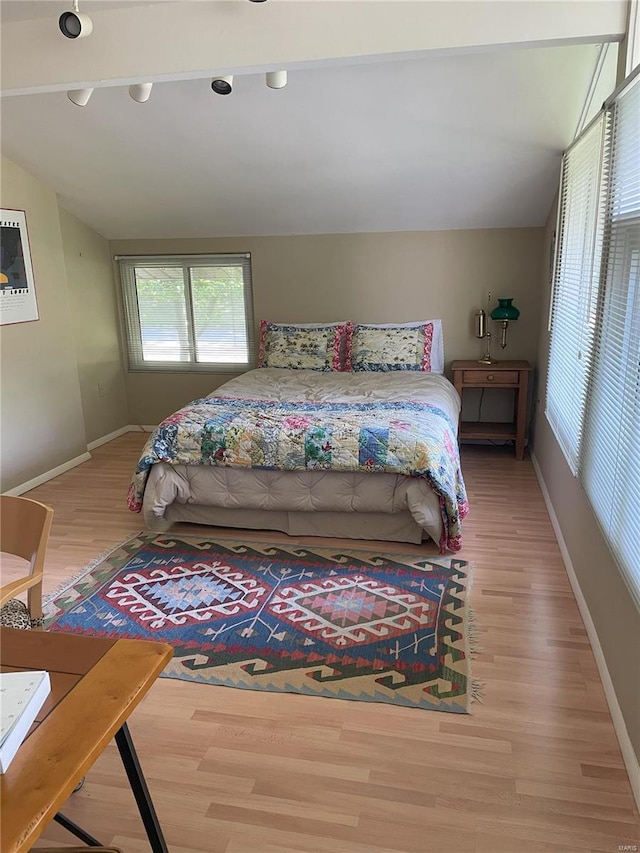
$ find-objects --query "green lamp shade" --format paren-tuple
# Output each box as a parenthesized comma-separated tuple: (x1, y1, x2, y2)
(491, 298, 520, 321)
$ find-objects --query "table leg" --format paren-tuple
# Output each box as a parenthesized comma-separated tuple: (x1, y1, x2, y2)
(515, 370, 529, 461)
(53, 812, 103, 846)
(453, 372, 463, 444)
(115, 723, 169, 853)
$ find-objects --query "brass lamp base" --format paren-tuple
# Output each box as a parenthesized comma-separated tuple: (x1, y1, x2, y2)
(477, 331, 497, 365)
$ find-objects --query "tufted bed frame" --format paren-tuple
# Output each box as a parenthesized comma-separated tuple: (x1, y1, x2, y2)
(139, 368, 463, 547)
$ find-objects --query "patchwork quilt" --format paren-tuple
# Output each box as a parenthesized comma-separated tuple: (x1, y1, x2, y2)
(128, 393, 468, 552)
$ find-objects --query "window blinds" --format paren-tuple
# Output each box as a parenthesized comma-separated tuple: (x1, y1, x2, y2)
(581, 77, 640, 605)
(545, 114, 609, 473)
(119, 254, 254, 372)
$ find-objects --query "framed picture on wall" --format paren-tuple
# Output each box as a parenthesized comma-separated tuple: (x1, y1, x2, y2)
(0, 208, 39, 326)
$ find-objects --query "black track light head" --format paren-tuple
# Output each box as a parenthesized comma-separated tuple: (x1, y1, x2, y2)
(211, 76, 233, 95)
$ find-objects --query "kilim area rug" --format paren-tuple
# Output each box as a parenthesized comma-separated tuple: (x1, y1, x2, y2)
(45, 533, 476, 713)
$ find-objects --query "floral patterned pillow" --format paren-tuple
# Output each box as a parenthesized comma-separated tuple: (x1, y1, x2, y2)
(346, 320, 444, 372)
(258, 321, 346, 371)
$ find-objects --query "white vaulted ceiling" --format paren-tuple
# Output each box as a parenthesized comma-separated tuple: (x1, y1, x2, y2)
(0, 41, 611, 238)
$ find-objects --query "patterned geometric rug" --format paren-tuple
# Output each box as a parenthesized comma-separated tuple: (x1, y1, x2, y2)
(45, 533, 476, 713)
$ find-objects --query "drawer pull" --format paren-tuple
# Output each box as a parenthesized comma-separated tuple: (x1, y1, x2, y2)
(487, 374, 494, 381)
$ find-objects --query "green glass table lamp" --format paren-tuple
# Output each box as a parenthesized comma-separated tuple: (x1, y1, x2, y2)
(491, 298, 520, 349)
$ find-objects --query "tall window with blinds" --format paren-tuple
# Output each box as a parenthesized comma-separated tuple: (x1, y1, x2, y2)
(547, 69, 640, 604)
(545, 114, 609, 474)
(581, 76, 640, 604)
(119, 254, 255, 372)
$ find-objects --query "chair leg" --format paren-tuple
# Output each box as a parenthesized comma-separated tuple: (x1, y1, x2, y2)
(28, 578, 44, 629)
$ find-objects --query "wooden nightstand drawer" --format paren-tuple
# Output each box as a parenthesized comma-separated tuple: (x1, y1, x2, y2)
(462, 369, 519, 385)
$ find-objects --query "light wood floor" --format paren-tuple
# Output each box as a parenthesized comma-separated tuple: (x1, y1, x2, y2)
(4, 433, 638, 852)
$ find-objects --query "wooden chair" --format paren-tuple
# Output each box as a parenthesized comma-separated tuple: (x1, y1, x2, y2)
(0, 495, 54, 630)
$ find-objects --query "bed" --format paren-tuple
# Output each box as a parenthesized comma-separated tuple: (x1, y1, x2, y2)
(129, 367, 468, 552)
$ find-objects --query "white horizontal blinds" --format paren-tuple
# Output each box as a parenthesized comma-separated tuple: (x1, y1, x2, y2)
(136, 265, 191, 363)
(581, 77, 640, 605)
(190, 265, 250, 364)
(546, 114, 608, 473)
(119, 255, 254, 371)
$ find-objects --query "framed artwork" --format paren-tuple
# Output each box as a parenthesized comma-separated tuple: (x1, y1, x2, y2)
(0, 208, 39, 326)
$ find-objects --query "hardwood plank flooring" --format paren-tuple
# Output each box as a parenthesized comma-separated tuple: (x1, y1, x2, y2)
(2, 434, 637, 851)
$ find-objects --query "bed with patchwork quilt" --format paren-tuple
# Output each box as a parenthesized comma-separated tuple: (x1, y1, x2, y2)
(129, 368, 468, 551)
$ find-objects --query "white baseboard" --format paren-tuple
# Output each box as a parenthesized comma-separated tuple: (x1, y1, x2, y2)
(531, 452, 640, 811)
(141, 424, 156, 432)
(3, 425, 152, 496)
(87, 424, 142, 451)
(3, 452, 93, 497)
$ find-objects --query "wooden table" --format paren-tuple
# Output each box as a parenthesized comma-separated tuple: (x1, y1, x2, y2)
(0, 627, 173, 853)
(451, 360, 532, 460)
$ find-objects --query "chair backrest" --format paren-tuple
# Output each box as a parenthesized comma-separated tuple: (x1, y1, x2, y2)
(0, 495, 54, 574)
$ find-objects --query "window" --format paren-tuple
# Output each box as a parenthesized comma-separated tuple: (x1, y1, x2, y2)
(545, 114, 609, 473)
(118, 254, 254, 372)
(626, 0, 640, 76)
(581, 77, 640, 602)
(547, 72, 640, 604)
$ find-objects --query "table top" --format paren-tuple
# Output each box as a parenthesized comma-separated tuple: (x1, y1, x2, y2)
(451, 359, 532, 371)
(0, 627, 172, 853)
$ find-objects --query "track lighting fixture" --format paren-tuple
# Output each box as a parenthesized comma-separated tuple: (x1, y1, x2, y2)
(266, 71, 287, 90)
(129, 83, 153, 103)
(211, 76, 233, 95)
(67, 88, 94, 106)
(59, 0, 92, 38)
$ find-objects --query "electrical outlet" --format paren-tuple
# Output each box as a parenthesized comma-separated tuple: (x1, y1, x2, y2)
(97, 383, 106, 398)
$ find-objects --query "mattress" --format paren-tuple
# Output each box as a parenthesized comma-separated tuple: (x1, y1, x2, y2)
(141, 368, 462, 545)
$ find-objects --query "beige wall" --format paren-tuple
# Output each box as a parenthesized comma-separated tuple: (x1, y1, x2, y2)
(0, 157, 88, 491)
(60, 208, 128, 444)
(111, 228, 544, 424)
(531, 197, 640, 762)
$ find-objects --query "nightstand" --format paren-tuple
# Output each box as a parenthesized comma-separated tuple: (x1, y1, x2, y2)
(451, 360, 532, 460)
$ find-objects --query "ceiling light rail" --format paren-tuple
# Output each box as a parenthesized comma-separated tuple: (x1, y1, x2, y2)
(58, 0, 272, 104)
(58, 0, 263, 41)
(67, 71, 288, 105)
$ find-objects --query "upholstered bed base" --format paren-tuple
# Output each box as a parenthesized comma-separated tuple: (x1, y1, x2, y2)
(137, 368, 462, 548)
(151, 503, 426, 544)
